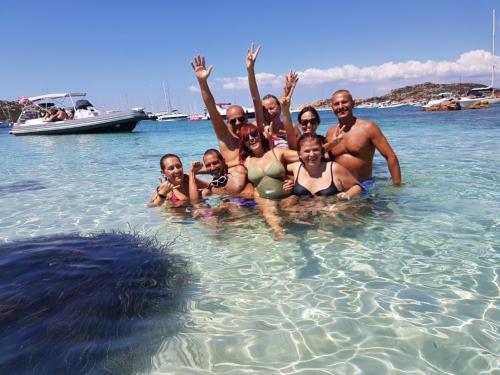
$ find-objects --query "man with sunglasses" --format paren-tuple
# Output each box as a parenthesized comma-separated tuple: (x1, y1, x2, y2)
(190, 149, 253, 199)
(326, 89, 402, 186)
(191, 55, 262, 172)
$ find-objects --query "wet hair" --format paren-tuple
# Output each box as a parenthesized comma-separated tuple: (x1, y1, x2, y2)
(297, 133, 324, 152)
(297, 106, 321, 125)
(238, 123, 270, 162)
(331, 89, 353, 101)
(203, 149, 224, 162)
(262, 94, 280, 107)
(159, 153, 181, 170)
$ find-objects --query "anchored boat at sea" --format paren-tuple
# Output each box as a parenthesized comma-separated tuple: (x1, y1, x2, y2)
(10, 93, 147, 136)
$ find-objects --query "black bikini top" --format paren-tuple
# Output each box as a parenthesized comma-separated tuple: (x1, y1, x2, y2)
(293, 162, 340, 196)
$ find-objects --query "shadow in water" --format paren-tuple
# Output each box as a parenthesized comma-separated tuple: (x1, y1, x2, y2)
(0, 231, 195, 374)
(0, 180, 46, 195)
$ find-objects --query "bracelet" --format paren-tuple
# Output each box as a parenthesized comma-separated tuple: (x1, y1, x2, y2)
(156, 186, 167, 199)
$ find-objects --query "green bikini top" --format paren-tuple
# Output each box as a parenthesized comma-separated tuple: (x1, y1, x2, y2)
(247, 150, 290, 200)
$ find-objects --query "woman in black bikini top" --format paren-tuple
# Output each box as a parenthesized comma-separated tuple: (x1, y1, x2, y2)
(287, 133, 364, 200)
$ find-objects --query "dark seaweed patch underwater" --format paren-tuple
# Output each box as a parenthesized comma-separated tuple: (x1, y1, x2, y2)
(0, 232, 195, 374)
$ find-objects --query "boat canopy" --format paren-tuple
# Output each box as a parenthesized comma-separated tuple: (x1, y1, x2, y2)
(469, 86, 492, 92)
(28, 93, 87, 102)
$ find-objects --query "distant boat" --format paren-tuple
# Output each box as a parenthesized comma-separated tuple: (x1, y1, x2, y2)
(377, 102, 407, 109)
(156, 109, 188, 121)
(422, 92, 456, 109)
(207, 103, 255, 120)
(0, 122, 13, 128)
(154, 81, 188, 121)
(10, 93, 146, 136)
(459, 9, 500, 109)
(188, 112, 209, 122)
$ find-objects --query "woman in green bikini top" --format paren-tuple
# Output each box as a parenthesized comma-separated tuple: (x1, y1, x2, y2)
(239, 123, 299, 200)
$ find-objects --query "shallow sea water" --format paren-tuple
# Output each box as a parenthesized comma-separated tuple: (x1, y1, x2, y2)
(0, 106, 499, 374)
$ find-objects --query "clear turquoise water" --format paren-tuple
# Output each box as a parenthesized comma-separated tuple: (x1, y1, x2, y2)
(0, 106, 499, 374)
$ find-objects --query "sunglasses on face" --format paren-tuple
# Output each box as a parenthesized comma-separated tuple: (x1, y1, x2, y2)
(208, 174, 228, 189)
(300, 118, 319, 127)
(243, 130, 259, 142)
(228, 116, 246, 126)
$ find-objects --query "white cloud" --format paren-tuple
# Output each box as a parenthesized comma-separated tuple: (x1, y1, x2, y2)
(214, 50, 498, 90)
(187, 85, 200, 93)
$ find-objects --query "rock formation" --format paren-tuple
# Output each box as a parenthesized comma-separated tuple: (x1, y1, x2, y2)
(421, 99, 461, 112)
(469, 101, 490, 109)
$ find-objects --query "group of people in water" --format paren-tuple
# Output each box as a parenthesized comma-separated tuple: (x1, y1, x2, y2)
(150, 44, 402, 238)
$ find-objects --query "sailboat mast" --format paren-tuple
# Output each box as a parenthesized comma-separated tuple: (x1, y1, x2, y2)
(492, 9, 496, 96)
(162, 81, 169, 112)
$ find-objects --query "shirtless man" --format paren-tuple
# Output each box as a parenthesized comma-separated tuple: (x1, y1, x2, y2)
(191, 55, 262, 163)
(325, 89, 402, 186)
(189, 148, 253, 199)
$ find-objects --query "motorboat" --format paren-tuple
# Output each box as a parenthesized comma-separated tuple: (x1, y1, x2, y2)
(188, 112, 209, 122)
(10, 93, 147, 136)
(459, 87, 500, 108)
(377, 101, 407, 109)
(422, 92, 456, 109)
(459, 10, 499, 109)
(155, 109, 188, 121)
(207, 103, 255, 120)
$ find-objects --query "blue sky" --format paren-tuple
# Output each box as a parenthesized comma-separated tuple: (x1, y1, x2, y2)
(2, 0, 499, 112)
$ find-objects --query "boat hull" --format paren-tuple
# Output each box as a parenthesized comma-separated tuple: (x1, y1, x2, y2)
(10, 111, 147, 136)
(459, 97, 500, 109)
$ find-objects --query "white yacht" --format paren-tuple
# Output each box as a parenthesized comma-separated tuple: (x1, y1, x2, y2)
(459, 87, 500, 108)
(10, 93, 146, 136)
(155, 109, 188, 121)
(459, 10, 499, 109)
(422, 92, 456, 109)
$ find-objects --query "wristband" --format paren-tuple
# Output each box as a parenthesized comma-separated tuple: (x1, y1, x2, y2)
(156, 186, 167, 199)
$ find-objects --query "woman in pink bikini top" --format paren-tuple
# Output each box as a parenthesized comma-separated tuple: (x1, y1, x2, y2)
(149, 154, 207, 207)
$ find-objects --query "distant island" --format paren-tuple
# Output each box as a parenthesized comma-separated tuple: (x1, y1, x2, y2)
(299, 82, 490, 109)
(1, 82, 495, 122)
(0, 100, 22, 123)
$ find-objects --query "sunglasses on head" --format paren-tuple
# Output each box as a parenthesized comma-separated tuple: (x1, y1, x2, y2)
(243, 130, 259, 142)
(228, 116, 246, 126)
(300, 118, 319, 126)
(208, 174, 228, 189)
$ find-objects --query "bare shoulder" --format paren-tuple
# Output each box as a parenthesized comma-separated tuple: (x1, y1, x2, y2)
(229, 164, 247, 175)
(356, 117, 383, 136)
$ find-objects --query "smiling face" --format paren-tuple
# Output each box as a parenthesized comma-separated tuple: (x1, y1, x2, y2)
(161, 156, 184, 185)
(298, 138, 323, 167)
(203, 152, 226, 177)
(331, 91, 354, 121)
(226, 106, 248, 135)
(299, 111, 319, 134)
(262, 96, 281, 123)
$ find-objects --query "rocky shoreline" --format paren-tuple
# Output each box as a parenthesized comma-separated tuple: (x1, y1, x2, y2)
(299, 82, 493, 110)
(0, 100, 22, 122)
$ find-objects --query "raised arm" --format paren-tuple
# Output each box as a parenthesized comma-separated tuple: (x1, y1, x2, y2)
(246, 43, 265, 133)
(280, 71, 300, 150)
(188, 161, 203, 202)
(191, 56, 235, 153)
(277, 147, 300, 165)
(370, 123, 402, 186)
